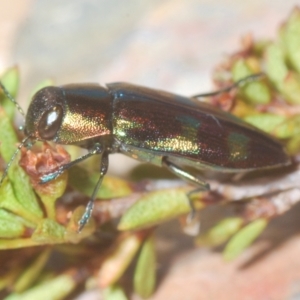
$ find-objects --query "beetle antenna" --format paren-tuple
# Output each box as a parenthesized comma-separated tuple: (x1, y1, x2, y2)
(192, 73, 265, 98)
(0, 135, 31, 186)
(0, 81, 26, 121)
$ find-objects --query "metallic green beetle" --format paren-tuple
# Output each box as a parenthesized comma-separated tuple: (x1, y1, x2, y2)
(0, 76, 291, 230)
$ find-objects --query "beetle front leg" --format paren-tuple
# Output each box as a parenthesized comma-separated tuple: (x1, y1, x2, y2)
(162, 157, 210, 217)
(40, 143, 104, 184)
(78, 151, 109, 232)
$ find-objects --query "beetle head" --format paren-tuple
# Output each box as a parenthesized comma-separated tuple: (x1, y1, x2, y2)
(25, 84, 113, 146)
(25, 86, 64, 142)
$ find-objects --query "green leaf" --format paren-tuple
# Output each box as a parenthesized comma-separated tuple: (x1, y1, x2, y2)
(0, 209, 26, 238)
(242, 81, 271, 105)
(31, 219, 65, 244)
(0, 238, 40, 250)
(287, 134, 300, 155)
(118, 188, 194, 231)
(265, 43, 300, 104)
(5, 273, 76, 300)
(0, 179, 37, 227)
(223, 218, 268, 261)
(14, 249, 52, 292)
(243, 113, 287, 136)
(281, 7, 300, 73)
(0, 108, 20, 163)
(35, 172, 68, 220)
(0, 67, 19, 119)
(0, 109, 42, 222)
(196, 217, 244, 247)
(231, 59, 271, 104)
(134, 234, 156, 298)
(265, 43, 288, 84)
(9, 164, 43, 221)
(272, 114, 300, 138)
(99, 233, 143, 287)
(281, 73, 300, 104)
(103, 284, 128, 300)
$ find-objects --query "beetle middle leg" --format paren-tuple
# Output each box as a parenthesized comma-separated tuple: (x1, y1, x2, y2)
(162, 157, 210, 218)
(78, 151, 109, 232)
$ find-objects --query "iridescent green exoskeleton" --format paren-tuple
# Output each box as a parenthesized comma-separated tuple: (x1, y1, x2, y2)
(0, 75, 291, 230)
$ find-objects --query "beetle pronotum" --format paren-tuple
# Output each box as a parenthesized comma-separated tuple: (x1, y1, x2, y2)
(0, 74, 290, 231)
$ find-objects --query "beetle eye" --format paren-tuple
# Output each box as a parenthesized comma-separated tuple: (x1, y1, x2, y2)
(38, 106, 63, 140)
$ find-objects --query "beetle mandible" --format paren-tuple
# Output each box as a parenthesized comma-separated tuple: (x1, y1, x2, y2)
(0, 74, 291, 231)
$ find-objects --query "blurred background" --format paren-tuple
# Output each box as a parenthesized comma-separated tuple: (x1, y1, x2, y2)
(0, 0, 298, 95)
(1, 1, 300, 299)
(0, 0, 299, 177)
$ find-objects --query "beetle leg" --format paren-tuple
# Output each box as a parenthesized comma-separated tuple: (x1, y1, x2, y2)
(191, 73, 264, 98)
(78, 151, 109, 232)
(162, 157, 210, 217)
(162, 157, 210, 189)
(40, 143, 104, 183)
